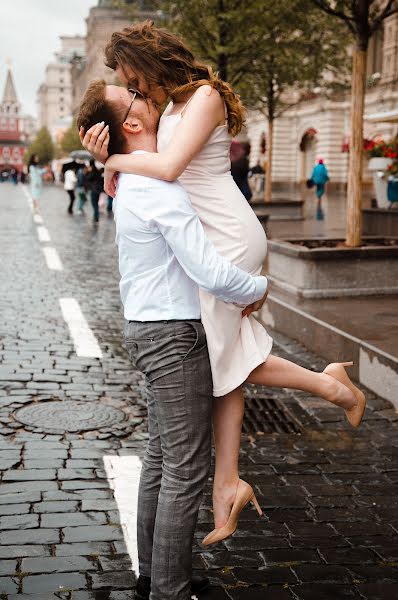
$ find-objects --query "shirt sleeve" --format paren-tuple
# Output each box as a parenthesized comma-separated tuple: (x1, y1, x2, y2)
(127, 181, 267, 306)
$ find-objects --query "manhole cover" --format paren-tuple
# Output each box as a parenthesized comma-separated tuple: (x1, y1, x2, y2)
(243, 396, 301, 434)
(14, 401, 126, 433)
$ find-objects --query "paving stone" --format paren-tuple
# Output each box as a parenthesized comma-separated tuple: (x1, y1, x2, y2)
(33, 501, 79, 513)
(232, 566, 297, 585)
(202, 550, 266, 569)
(22, 572, 87, 593)
(0, 560, 17, 576)
(320, 547, 378, 565)
(0, 545, 52, 558)
(227, 588, 292, 600)
(0, 503, 30, 516)
(98, 555, 133, 571)
(0, 576, 19, 594)
(347, 565, 398, 582)
(3, 469, 56, 481)
(61, 480, 109, 490)
(0, 513, 39, 530)
(21, 556, 93, 574)
(42, 511, 107, 528)
(55, 541, 114, 556)
(89, 570, 135, 590)
(261, 548, 321, 565)
(0, 481, 58, 494)
(0, 529, 59, 545)
(292, 564, 352, 583)
(81, 499, 118, 511)
(58, 468, 96, 480)
(24, 459, 64, 469)
(62, 525, 124, 543)
(356, 582, 398, 599)
(291, 583, 356, 599)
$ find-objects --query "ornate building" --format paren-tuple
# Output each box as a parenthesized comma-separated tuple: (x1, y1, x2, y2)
(0, 68, 28, 173)
(246, 16, 398, 189)
(37, 36, 86, 141)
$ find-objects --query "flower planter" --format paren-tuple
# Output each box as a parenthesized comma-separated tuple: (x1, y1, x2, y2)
(368, 157, 393, 208)
(267, 237, 398, 297)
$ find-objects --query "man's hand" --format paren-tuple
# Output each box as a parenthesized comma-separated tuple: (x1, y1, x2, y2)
(80, 122, 110, 164)
(241, 288, 269, 318)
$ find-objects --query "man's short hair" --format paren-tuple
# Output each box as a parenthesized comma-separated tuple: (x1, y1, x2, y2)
(76, 79, 126, 156)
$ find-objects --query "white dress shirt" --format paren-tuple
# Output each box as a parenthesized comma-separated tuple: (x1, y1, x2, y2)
(113, 152, 267, 322)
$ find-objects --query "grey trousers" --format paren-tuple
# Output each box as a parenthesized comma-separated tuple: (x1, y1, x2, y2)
(124, 319, 213, 600)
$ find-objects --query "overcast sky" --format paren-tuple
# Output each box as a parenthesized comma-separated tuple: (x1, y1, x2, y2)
(0, 0, 96, 117)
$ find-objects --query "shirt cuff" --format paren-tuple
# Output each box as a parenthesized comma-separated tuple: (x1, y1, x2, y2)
(252, 276, 268, 302)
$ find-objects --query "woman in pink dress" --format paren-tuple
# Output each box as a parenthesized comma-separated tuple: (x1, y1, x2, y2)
(81, 21, 365, 546)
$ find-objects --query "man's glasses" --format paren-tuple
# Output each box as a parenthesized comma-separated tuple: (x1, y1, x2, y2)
(122, 88, 145, 123)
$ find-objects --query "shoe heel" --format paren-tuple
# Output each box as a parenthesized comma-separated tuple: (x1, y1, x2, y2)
(340, 361, 354, 367)
(250, 493, 263, 516)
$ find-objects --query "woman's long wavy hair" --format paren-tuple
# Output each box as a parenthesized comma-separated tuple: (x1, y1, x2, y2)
(104, 20, 245, 137)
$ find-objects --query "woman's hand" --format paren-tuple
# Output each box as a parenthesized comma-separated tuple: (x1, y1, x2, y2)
(79, 122, 110, 164)
(104, 164, 119, 197)
(241, 288, 269, 318)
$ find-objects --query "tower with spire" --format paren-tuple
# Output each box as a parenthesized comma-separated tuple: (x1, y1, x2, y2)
(0, 67, 26, 173)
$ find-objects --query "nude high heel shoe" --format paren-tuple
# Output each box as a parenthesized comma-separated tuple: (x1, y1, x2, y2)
(323, 362, 366, 428)
(202, 479, 263, 547)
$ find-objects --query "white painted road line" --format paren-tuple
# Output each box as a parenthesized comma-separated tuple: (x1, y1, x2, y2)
(36, 225, 51, 243)
(103, 455, 142, 576)
(22, 185, 33, 211)
(103, 454, 200, 598)
(42, 247, 63, 271)
(59, 298, 103, 358)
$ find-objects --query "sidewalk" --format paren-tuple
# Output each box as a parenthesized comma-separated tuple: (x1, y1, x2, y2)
(258, 190, 398, 407)
(0, 183, 398, 599)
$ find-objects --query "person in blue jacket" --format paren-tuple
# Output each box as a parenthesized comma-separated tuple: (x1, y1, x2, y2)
(311, 158, 329, 220)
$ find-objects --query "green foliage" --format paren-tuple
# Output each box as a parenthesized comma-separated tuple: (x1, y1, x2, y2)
(60, 120, 83, 154)
(25, 127, 54, 164)
(240, 0, 351, 121)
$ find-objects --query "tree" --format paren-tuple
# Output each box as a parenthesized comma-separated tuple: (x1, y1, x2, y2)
(61, 120, 83, 154)
(25, 127, 54, 164)
(115, 0, 263, 86)
(311, 0, 398, 247)
(241, 0, 350, 201)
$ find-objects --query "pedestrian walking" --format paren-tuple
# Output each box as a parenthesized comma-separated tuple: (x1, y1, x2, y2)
(10, 168, 18, 185)
(106, 194, 113, 216)
(64, 167, 77, 215)
(310, 158, 329, 220)
(28, 154, 45, 213)
(80, 22, 366, 574)
(76, 165, 88, 214)
(231, 141, 252, 201)
(87, 159, 103, 222)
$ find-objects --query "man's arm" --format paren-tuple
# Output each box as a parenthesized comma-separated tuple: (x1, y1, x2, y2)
(127, 182, 267, 307)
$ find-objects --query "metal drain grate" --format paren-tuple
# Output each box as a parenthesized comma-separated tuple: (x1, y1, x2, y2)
(243, 395, 302, 434)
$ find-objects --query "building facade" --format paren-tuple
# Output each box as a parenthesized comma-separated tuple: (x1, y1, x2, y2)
(246, 16, 398, 189)
(0, 69, 30, 173)
(37, 36, 86, 141)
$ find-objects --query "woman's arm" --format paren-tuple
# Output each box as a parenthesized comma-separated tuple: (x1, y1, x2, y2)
(106, 86, 225, 194)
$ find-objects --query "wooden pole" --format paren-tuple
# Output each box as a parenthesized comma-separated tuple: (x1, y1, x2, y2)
(346, 47, 367, 247)
(265, 118, 273, 203)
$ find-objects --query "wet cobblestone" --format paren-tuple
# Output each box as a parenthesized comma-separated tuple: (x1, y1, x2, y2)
(0, 183, 397, 598)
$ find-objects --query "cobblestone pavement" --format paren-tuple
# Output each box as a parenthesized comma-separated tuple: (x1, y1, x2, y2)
(0, 182, 397, 600)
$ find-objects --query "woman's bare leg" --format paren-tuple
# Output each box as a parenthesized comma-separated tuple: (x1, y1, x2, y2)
(211, 355, 357, 529)
(247, 354, 357, 409)
(212, 386, 244, 528)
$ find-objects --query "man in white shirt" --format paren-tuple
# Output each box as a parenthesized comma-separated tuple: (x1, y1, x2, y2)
(63, 168, 77, 215)
(77, 81, 267, 600)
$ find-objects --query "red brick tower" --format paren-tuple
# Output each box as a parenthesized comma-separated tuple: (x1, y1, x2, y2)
(0, 68, 26, 174)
